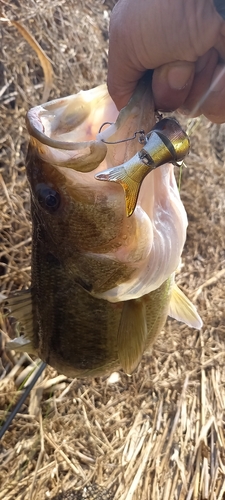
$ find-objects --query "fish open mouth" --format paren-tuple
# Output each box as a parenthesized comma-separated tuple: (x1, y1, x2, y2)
(26, 85, 118, 170)
(26, 81, 188, 302)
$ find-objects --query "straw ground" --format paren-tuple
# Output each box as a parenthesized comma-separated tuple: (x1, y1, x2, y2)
(0, 1, 225, 499)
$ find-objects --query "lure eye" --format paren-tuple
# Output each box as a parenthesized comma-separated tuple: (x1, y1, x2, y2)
(35, 183, 60, 213)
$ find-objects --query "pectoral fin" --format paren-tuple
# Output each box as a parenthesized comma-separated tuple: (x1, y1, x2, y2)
(6, 337, 35, 353)
(1, 289, 35, 346)
(169, 284, 203, 329)
(118, 298, 147, 375)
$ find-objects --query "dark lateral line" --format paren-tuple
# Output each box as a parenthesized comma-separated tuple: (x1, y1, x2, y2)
(0, 361, 47, 440)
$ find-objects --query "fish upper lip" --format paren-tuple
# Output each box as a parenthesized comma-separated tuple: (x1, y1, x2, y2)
(27, 107, 98, 152)
(26, 86, 118, 154)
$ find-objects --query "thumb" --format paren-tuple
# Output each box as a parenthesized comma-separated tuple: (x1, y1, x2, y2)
(152, 61, 195, 111)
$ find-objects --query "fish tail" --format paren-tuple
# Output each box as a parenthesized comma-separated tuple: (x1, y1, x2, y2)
(95, 158, 151, 217)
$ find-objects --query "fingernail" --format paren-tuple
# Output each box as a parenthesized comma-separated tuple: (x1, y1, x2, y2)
(167, 63, 194, 90)
(210, 64, 225, 92)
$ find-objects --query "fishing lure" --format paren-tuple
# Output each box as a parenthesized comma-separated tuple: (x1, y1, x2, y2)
(96, 117, 190, 217)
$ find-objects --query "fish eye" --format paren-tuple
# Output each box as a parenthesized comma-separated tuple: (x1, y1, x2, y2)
(36, 183, 60, 213)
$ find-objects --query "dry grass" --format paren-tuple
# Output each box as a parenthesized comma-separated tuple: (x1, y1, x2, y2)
(0, 1, 225, 499)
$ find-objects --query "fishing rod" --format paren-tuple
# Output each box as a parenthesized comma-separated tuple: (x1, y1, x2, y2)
(0, 361, 46, 440)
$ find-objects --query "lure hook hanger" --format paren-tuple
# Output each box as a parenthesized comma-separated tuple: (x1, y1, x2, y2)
(98, 122, 147, 145)
(98, 110, 164, 146)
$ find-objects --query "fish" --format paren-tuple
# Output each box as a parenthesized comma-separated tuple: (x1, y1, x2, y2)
(1, 76, 202, 378)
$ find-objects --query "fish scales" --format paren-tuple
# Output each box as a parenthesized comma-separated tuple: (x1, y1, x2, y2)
(31, 198, 172, 377)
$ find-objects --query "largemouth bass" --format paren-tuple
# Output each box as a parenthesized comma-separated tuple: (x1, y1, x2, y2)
(2, 78, 202, 377)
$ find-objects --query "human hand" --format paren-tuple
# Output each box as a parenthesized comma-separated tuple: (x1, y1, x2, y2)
(107, 0, 225, 123)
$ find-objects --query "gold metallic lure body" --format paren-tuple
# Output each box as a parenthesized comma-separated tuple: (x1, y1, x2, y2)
(96, 118, 190, 217)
